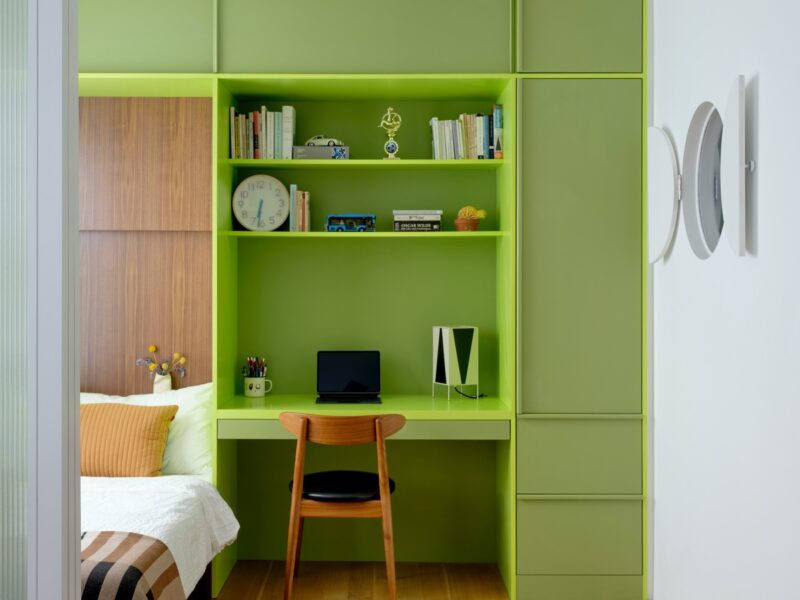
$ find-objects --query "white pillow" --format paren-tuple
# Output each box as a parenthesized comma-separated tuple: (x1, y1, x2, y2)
(80, 383, 212, 480)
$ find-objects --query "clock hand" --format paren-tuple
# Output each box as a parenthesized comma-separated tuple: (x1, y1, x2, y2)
(257, 199, 264, 222)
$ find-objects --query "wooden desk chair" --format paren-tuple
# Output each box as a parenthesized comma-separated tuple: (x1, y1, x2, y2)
(279, 412, 406, 600)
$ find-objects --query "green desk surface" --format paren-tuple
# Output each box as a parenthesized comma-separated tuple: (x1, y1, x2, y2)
(216, 394, 513, 440)
(217, 393, 513, 420)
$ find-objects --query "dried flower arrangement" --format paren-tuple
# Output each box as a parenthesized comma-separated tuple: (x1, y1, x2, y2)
(135, 344, 187, 379)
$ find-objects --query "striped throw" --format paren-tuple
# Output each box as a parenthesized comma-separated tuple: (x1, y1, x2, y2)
(81, 531, 185, 600)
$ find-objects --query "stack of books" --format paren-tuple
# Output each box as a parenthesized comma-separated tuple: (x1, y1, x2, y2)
(229, 105, 296, 159)
(289, 184, 310, 232)
(393, 210, 443, 232)
(429, 104, 503, 160)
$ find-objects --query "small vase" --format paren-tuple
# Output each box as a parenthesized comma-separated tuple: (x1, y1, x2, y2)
(153, 373, 172, 394)
(454, 217, 481, 231)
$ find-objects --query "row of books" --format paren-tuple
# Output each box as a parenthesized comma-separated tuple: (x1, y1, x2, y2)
(288, 185, 310, 231)
(229, 106, 296, 160)
(393, 209, 442, 232)
(430, 105, 503, 160)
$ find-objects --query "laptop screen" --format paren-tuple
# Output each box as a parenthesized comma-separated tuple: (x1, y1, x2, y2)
(317, 351, 380, 396)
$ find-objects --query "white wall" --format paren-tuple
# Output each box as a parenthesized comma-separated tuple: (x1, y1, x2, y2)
(652, 1, 800, 598)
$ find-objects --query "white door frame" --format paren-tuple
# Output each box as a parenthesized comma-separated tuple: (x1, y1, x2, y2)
(26, 0, 80, 597)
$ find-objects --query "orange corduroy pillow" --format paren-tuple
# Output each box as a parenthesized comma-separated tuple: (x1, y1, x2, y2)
(80, 403, 178, 477)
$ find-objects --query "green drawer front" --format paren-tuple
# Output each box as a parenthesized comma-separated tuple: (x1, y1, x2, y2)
(517, 419, 641, 494)
(517, 575, 642, 600)
(219, 0, 511, 73)
(79, 0, 213, 72)
(518, 0, 643, 73)
(517, 499, 642, 575)
(520, 79, 642, 414)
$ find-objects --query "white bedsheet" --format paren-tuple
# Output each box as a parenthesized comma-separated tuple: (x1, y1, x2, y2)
(81, 475, 239, 596)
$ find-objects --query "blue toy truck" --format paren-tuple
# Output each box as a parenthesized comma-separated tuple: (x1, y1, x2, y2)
(325, 213, 377, 232)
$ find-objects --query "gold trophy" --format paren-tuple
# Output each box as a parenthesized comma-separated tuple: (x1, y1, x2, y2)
(379, 107, 402, 159)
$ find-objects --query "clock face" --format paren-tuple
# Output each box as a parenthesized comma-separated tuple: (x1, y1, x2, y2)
(232, 174, 290, 231)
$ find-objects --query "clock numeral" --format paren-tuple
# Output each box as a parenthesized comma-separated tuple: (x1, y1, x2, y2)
(237, 200, 244, 208)
(241, 190, 249, 199)
(279, 199, 285, 208)
(258, 219, 266, 228)
(268, 216, 275, 224)
(241, 210, 248, 218)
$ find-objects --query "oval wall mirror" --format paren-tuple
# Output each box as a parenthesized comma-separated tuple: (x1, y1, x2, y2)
(721, 75, 746, 255)
(683, 101, 724, 259)
(647, 126, 680, 263)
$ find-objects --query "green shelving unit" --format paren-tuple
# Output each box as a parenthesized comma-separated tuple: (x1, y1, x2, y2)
(78, 0, 646, 596)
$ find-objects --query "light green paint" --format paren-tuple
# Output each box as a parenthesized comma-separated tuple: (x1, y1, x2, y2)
(217, 419, 510, 440)
(517, 575, 643, 600)
(235, 440, 500, 562)
(218, 0, 510, 74)
(519, 78, 642, 414)
(79, 0, 214, 73)
(79, 74, 214, 97)
(517, 419, 642, 494)
(222, 231, 505, 239)
(517, 0, 643, 73)
(516, 498, 642, 575)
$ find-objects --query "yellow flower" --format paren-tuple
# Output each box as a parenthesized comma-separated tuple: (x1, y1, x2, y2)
(173, 352, 180, 360)
(148, 344, 157, 353)
(179, 357, 187, 365)
(161, 362, 169, 371)
(148, 363, 157, 371)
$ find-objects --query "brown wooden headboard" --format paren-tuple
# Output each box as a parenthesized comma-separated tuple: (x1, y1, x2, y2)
(79, 97, 211, 395)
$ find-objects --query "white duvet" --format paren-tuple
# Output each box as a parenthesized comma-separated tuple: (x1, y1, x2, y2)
(81, 475, 240, 596)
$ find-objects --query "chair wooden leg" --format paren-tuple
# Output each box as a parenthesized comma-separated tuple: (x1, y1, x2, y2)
(381, 511, 397, 600)
(284, 505, 301, 600)
(294, 518, 304, 577)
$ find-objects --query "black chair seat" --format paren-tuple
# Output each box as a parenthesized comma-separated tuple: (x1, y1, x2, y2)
(290, 470, 396, 502)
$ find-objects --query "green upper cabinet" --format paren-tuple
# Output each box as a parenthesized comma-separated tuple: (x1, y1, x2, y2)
(517, 0, 642, 73)
(218, 0, 511, 73)
(520, 79, 641, 414)
(79, 0, 214, 72)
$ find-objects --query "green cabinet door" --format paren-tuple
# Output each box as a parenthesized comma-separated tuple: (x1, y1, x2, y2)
(518, 0, 643, 73)
(520, 79, 642, 414)
(219, 0, 511, 73)
(79, 0, 214, 72)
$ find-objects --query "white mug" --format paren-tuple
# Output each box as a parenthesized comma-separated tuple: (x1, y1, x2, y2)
(244, 376, 273, 397)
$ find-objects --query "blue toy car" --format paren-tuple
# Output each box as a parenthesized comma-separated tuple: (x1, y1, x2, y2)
(326, 213, 376, 232)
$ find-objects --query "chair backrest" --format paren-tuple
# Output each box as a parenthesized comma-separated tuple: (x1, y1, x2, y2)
(279, 413, 406, 445)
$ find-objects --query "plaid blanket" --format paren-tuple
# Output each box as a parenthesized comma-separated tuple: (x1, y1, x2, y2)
(81, 531, 185, 600)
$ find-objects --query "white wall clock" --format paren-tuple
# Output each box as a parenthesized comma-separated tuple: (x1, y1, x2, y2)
(721, 75, 747, 255)
(232, 174, 289, 231)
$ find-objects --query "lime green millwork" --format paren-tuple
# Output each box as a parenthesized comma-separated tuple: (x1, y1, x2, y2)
(218, 0, 511, 74)
(516, 498, 642, 574)
(517, 575, 643, 600)
(79, 0, 214, 73)
(517, 419, 642, 494)
(79, 0, 646, 595)
(517, 0, 643, 73)
(520, 78, 642, 415)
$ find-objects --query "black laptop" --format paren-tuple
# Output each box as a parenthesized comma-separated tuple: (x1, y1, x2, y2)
(316, 350, 381, 404)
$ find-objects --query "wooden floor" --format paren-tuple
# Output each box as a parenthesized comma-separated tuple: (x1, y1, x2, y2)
(217, 560, 509, 600)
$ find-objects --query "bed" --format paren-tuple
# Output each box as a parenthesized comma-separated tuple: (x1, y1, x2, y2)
(80, 383, 239, 600)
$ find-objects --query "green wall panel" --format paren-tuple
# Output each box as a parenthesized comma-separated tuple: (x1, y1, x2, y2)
(235, 237, 499, 396)
(517, 575, 642, 599)
(518, 0, 642, 73)
(236, 440, 498, 561)
(79, 0, 213, 72)
(219, 0, 511, 73)
(520, 79, 642, 414)
(516, 419, 641, 494)
(517, 499, 642, 575)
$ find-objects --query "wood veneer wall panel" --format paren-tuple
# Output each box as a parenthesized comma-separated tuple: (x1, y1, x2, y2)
(80, 231, 211, 395)
(79, 97, 211, 231)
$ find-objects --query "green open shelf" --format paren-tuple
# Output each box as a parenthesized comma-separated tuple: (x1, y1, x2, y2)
(220, 230, 504, 239)
(222, 159, 505, 170)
